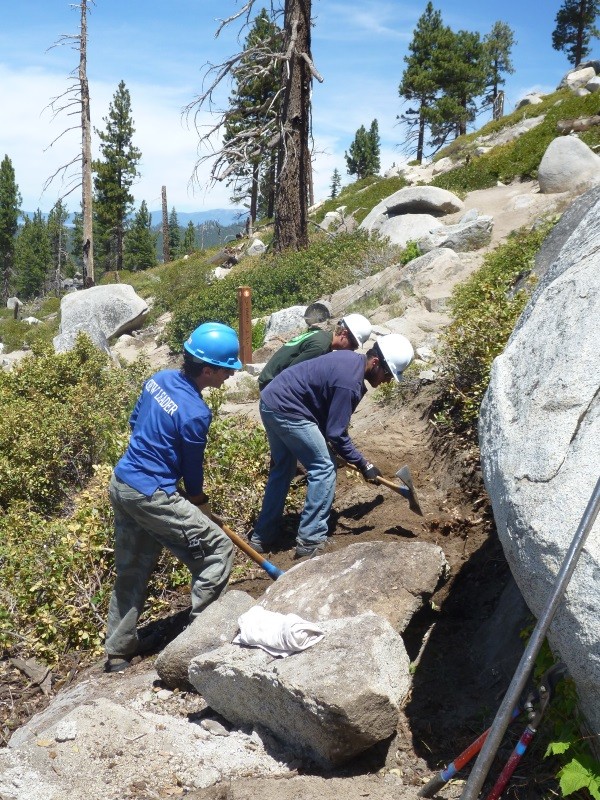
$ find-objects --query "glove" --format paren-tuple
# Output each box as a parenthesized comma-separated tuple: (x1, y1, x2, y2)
(361, 462, 382, 483)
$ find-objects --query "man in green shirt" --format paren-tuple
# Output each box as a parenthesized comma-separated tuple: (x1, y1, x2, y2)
(258, 313, 372, 391)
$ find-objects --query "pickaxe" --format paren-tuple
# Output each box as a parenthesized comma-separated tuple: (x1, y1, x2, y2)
(347, 463, 424, 516)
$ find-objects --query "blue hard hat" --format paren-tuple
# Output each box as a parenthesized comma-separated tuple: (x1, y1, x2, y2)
(183, 322, 242, 369)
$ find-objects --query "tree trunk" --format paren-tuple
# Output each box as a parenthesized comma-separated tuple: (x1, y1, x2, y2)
(250, 162, 259, 226)
(576, 0, 586, 65)
(273, 0, 311, 252)
(80, 0, 94, 284)
(417, 114, 426, 164)
(162, 186, 169, 263)
(267, 149, 277, 219)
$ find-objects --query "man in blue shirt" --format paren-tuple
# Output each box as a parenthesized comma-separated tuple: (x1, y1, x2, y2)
(250, 333, 414, 558)
(104, 322, 242, 672)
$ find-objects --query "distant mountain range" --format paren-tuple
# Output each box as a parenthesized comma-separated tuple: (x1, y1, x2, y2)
(21, 208, 246, 228)
(154, 209, 247, 227)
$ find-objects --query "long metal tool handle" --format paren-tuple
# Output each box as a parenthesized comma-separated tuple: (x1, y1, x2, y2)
(344, 462, 404, 495)
(220, 521, 285, 580)
(460, 475, 600, 800)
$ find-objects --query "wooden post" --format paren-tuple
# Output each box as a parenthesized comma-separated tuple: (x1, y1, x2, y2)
(161, 186, 169, 264)
(237, 285, 252, 367)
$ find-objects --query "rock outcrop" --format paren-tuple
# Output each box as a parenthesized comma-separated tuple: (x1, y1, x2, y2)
(479, 187, 600, 735)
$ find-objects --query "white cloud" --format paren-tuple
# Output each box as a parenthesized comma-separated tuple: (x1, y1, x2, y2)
(0, 64, 234, 214)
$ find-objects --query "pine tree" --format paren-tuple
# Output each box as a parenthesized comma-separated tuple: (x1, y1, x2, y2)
(428, 29, 487, 148)
(123, 201, 157, 271)
(14, 211, 52, 299)
(47, 199, 70, 294)
(168, 207, 181, 260)
(93, 80, 141, 275)
(0, 154, 22, 301)
(398, 3, 449, 163)
(482, 21, 516, 109)
(223, 9, 282, 226)
(345, 119, 381, 179)
(330, 168, 341, 199)
(181, 221, 196, 255)
(552, 0, 600, 65)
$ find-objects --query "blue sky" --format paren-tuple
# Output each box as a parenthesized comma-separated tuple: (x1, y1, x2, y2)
(0, 0, 589, 215)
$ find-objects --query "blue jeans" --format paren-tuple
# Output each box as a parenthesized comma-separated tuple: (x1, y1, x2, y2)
(253, 400, 337, 549)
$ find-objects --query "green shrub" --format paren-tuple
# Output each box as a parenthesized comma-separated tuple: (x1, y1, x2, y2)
(0, 317, 58, 354)
(432, 90, 600, 194)
(0, 336, 147, 513)
(0, 370, 275, 664)
(314, 175, 408, 225)
(435, 220, 556, 436)
(165, 232, 402, 351)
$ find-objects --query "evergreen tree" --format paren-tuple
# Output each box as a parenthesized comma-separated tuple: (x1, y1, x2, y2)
(345, 119, 381, 179)
(181, 221, 196, 255)
(482, 21, 516, 110)
(14, 211, 52, 299)
(552, 0, 600, 65)
(428, 29, 486, 148)
(330, 168, 341, 199)
(93, 80, 141, 275)
(223, 9, 282, 225)
(398, 3, 449, 163)
(168, 207, 181, 260)
(47, 199, 70, 293)
(123, 201, 157, 271)
(0, 154, 22, 301)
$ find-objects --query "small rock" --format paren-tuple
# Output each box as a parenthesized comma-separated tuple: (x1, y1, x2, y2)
(200, 718, 230, 736)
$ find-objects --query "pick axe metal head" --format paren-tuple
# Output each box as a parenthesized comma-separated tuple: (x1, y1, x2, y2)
(396, 465, 424, 516)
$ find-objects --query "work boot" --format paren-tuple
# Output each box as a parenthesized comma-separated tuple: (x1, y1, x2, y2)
(294, 542, 327, 560)
(103, 629, 163, 673)
(249, 537, 267, 553)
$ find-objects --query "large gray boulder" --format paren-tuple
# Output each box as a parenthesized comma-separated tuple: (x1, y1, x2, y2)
(260, 541, 447, 633)
(417, 215, 493, 253)
(54, 283, 149, 354)
(263, 305, 307, 342)
(360, 186, 463, 237)
(538, 137, 600, 194)
(479, 190, 600, 735)
(189, 612, 410, 767)
(155, 590, 255, 689)
(375, 214, 443, 248)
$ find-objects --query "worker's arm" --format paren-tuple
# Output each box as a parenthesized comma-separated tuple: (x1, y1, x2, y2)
(324, 387, 368, 469)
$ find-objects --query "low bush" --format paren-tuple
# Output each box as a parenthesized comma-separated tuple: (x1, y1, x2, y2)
(165, 232, 403, 351)
(314, 175, 408, 225)
(434, 219, 556, 437)
(0, 336, 147, 513)
(0, 368, 276, 664)
(431, 90, 600, 194)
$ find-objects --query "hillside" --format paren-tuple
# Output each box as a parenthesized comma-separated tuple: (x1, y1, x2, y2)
(1, 80, 599, 800)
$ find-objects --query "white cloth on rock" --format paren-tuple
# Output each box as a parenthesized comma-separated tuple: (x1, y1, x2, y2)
(232, 605, 325, 658)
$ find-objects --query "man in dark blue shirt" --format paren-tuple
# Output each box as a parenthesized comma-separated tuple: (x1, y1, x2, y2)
(104, 322, 242, 672)
(250, 333, 414, 558)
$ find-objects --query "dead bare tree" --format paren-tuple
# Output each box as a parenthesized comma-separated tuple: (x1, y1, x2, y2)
(43, 0, 95, 283)
(185, 0, 322, 253)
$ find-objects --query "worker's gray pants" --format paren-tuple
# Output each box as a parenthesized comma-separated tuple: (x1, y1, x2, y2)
(105, 473, 233, 658)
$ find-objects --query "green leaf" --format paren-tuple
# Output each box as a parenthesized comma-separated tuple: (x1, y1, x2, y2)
(559, 756, 600, 800)
(545, 740, 572, 757)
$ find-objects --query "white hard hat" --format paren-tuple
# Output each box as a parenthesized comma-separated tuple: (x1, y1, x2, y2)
(340, 313, 372, 347)
(376, 333, 414, 381)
